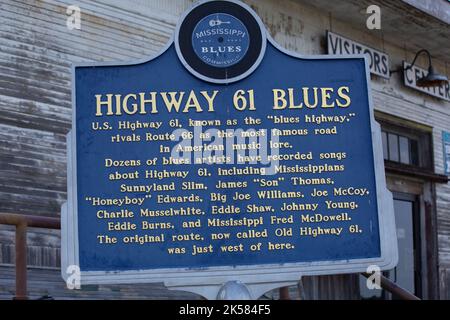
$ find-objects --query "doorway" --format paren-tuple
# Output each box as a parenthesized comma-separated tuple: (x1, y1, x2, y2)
(359, 192, 422, 299)
(387, 193, 422, 298)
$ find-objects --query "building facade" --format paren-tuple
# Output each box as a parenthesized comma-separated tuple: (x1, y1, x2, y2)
(0, 0, 449, 299)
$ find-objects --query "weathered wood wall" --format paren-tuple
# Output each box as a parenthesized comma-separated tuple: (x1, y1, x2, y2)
(0, 0, 449, 299)
(0, 0, 190, 268)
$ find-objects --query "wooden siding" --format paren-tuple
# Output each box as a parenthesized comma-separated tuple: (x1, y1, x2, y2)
(0, 0, 187, 218)
(0, 0, 190, 268)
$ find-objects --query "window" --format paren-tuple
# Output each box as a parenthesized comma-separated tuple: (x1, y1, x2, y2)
(381, 130, 419, 166)
(376, 113, 433, 170)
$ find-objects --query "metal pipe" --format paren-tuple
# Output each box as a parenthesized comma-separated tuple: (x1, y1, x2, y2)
(0, 212, 60, 300)
(405, 49, 432, 71)
(361, 272, 421, 300)
(0, 212, 60, 229)
(14, 222, 28, 300)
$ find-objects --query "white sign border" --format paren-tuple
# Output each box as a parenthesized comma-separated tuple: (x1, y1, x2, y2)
(62, 0, 398, 300)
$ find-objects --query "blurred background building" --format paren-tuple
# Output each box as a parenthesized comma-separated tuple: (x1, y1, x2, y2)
(0, 0, 449, 299)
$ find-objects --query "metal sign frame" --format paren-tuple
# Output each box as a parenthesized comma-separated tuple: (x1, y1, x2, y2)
(62, 0, 398, 299)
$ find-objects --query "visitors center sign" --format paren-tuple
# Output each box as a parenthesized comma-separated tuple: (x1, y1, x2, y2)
(62, 0, 398, 299)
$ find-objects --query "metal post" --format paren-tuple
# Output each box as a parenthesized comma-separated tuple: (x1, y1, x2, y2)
(279, 286, 290, 300)
(14, 222, 28, 300)
(361, 272, 421, 300)
(0, 212, 60, 300)
(217, 281, 252, 300)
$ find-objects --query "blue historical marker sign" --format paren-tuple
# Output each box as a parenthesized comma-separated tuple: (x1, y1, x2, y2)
(62, 0, 397, 299)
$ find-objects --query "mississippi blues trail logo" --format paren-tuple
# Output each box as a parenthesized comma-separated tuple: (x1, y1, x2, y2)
(175, 0, 266, 83)
(192, 13, 250, 67)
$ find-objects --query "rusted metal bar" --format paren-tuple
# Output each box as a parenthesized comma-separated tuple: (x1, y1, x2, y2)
(361, 272, 421, 300)
(0, 213, 60, 229)
(0, 212, 60, 300)
(279, 286, 290, 300)
(15, 222, 27, 300)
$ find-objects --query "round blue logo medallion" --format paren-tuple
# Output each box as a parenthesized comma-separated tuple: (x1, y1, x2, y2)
(192, 13, 250, 68)
(175, 0, 266, 83)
